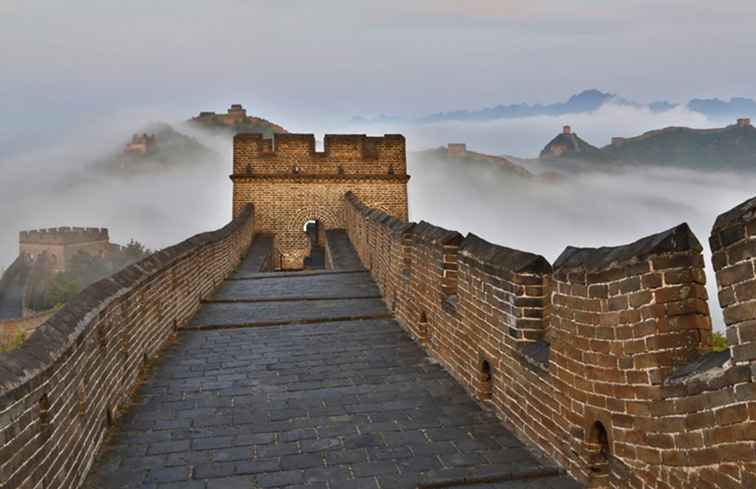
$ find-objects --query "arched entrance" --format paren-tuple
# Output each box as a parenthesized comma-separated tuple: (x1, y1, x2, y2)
(587, 420, 611, 487)
(303, 219, 325, 269)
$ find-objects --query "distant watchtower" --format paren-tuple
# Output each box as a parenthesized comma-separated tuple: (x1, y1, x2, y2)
(447, 143, 467, 157)
(231, 133, 409, 269)
(125, 133, 157, 155)
(19, 227, 110, 273)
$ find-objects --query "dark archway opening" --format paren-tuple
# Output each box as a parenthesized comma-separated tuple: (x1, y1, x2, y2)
(588, 421, 611, 481)
(481, 360, 493, 400)
(418, 311, 428, 341)
(303, 220, 325, 269)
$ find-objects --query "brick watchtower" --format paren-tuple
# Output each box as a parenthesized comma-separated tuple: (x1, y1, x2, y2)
(231, 133, 409, 269)
(19, 227, 111, 273)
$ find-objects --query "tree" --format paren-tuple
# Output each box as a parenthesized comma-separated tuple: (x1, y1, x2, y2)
(47, 273, 82, 307)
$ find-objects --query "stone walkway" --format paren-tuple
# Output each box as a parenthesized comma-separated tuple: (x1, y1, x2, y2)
(85, 247, 582, 489)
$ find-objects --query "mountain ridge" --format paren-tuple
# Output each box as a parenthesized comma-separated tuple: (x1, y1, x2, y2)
(353, 90, 756, 125)
(539, 118, 756, 170)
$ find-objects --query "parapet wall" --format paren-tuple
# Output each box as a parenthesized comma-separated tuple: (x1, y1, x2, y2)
(19, 227, 109, 245)
(343, 191, 756, 489)
(0, 206, 255, 489)
(233, 133, 407, 176)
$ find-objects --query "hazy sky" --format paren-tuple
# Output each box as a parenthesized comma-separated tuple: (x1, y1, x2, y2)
(2, 0, 756, 147)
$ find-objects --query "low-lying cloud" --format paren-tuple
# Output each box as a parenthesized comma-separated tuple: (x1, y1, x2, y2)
(408, 155, 751, 330)
(0, 113, 233, 271)
(349, 103, 717, 157)
(1, 105, 748, 330)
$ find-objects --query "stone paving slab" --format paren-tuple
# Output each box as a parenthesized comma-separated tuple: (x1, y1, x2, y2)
(325, 230, 364, 270)
(84, 243, 582, 489)
(231, 270, 366, 281)
(232, 234, 274, 277)
(211, 272, 379, 302)
(446, 478, 583, 489)
(189, 299, 390, 329)
(85, 318, 581, 489)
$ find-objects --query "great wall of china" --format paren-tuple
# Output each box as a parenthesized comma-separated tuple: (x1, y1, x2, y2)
(0, 132, 753, 489)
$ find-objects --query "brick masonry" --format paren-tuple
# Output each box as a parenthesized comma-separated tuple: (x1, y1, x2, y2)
(1, 130, 756, 489)
(231, 133, 409, 270)
(0, 206, 255, 489)
(19, 227, 111, 273)
(344, 192, 756, 489)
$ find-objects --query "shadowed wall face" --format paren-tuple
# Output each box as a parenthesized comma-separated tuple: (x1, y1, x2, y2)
(710, 197, 756, 364)
(231, 133, 409, 269)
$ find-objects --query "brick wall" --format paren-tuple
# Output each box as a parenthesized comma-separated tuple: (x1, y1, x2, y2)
(344, 192, 756, 489)
(711, 197, 756, 364)
(0, 205, 255, 489)
(19, 227, 111, 273)
(232, 133, 409, 269)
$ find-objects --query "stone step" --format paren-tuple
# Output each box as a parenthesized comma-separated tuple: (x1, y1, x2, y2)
(211, 272, 380, 302)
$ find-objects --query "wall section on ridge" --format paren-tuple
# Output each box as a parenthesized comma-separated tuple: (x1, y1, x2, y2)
(343, 191, 756, 489)
(0, 205, 255, 489)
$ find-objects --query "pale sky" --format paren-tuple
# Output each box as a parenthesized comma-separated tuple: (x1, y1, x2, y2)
(2, 1, 756, 146)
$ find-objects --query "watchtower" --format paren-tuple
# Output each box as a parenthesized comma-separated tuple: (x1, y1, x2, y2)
(447, 143, 467, 157)
(231, 133, 409, 269)
(19, 227, 111, 273)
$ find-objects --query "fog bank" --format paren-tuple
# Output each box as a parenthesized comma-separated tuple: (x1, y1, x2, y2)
(408, 155, 750, 330)
(0, 113, 233, 270)
(1, 106, 747, 330)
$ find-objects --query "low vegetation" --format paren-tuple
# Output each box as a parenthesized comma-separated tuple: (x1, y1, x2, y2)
(41, 240, 151, 309)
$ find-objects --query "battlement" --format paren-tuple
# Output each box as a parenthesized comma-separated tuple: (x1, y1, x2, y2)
(552, 223, 711, 383)
(232, 132, 407, 176)
(193, 104, 250, 126)
(737, 117, 751, 128)
(20, 227, 109, 245)
(343, 192, 755, 489)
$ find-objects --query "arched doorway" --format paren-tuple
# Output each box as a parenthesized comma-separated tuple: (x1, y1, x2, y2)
(303, 220, 325, 269)
(587, 420, 611, 486)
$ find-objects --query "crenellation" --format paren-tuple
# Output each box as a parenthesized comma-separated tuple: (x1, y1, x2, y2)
(20, 226, 109, 245)
(711, 195, 756, 365)
(18, 226, 112, 273)
(343, 191, 756, 489)
(233, 132, 407, 177)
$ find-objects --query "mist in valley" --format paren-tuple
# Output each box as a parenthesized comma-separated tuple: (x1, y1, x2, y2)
(1, 102, 750, 330)
(408, 153, 753, 330)
(0, 113, 234, 271)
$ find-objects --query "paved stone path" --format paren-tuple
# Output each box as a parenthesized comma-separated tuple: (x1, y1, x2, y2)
(325, 230, 364, 271)
(85, 246, 582, 489)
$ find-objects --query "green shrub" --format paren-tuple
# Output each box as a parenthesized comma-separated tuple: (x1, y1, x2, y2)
(712, 331, 728, 352)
